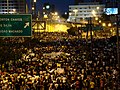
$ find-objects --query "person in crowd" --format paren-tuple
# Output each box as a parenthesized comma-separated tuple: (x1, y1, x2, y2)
(0, 32, 119, 90)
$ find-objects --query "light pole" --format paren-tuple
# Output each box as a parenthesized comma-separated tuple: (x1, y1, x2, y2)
(117, 16, 119, 65)
(116, 14, 120, 81)
(7, 0, 9, 13)
(68, 12, 72, 22)
(31, 0, 37, 19)
(73, 9, 78, 36)
(73, 9, 78, 23)
(114, 0, 120, 86)
(89, 6, 100, 59)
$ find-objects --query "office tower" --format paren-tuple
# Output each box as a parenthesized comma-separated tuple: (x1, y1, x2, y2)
(0, 0, 26, 14)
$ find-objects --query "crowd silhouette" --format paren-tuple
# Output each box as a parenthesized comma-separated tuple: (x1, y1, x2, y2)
(0, 32, 120, 90)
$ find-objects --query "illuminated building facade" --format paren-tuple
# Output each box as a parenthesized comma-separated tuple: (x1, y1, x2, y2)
(0, 0, 26, 14)
(68, 2, 105, 23)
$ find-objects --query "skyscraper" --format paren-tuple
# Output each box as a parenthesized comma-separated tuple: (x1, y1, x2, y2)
(0, 0, 26, 14)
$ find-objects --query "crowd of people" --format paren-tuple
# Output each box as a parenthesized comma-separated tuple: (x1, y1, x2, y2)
(0, 32, 120, 90)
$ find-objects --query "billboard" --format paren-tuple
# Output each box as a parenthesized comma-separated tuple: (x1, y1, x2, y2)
(0, 14, 32, 37)
(104, 8, 118, 15)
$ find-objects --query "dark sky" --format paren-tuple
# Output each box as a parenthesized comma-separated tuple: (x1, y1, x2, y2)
(27, 0, 75, 15)
(38, 0, 75, 14)
(27, 0, 108, 15)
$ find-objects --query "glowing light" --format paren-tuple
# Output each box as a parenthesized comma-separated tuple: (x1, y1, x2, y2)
(73, 9, 78, 13)
(13, 9, 16, 12)
(102, 23, 106, 27)
(95, 17, 98, 21)
(44, 14, 48, 18)
(65, 12, 67, 15)
(46, 5, 50, 9)
(32, 7, 34, 10)
(92, 10, 96, 16)
(96, 7, 100, 10)
(99, 20, 101, 23)
(54, 12, 58, 15)
(69, 13, 72, 16)
(108, 23, 112, 27)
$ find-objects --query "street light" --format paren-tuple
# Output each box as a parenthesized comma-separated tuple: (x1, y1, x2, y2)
(107, 22, 112, 26)
(96, 6, 100, 10)
(44, 14, 48, 19)
(32, 7, 34, 10)
(95, 17, 98, 21)
(69, 12, 72, 16)
(99, 20, 101, 23)
(102, 23, 106, 27)
(54, 12, 58, 16)
(88, 6, 100, 59)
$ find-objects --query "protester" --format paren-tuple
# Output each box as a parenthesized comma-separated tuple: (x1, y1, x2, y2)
(0, 32, 119, 90)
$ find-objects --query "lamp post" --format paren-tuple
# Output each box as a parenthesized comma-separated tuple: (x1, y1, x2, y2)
(117, 16, 119, 66)
(73, 9, 78, 23)
(68, 12, 72, 22)
(114, 0, 120, 86)
(89, 17, 93, 59)
(116, 14, 120, 82)
(31, 0, 36, 19)
(88, 6, 100, 59)
(7, 0, 9, 13)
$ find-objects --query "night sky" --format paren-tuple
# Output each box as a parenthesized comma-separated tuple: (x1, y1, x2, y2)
(27, 0, 75, 15)
(38, 0, 74, 14)
(26, 0, 109, 15)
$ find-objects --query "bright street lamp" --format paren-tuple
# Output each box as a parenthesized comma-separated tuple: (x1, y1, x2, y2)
(34, 0, 36, 2)
(44, 14, 48, 19)
(102, 23, 106, 27)
(32, 7, 34, 10)
(96, 7, 100, 10)
(99, 20, 101, 23)
(69, 12, 72, 16)
(108, 22, 112, 26)
(95, 17, 98, 21)
(54, 12, 58, 16)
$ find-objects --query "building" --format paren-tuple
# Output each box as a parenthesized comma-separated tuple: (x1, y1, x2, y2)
(68, 2, 105, 23)
(0, 0, 26, 14)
